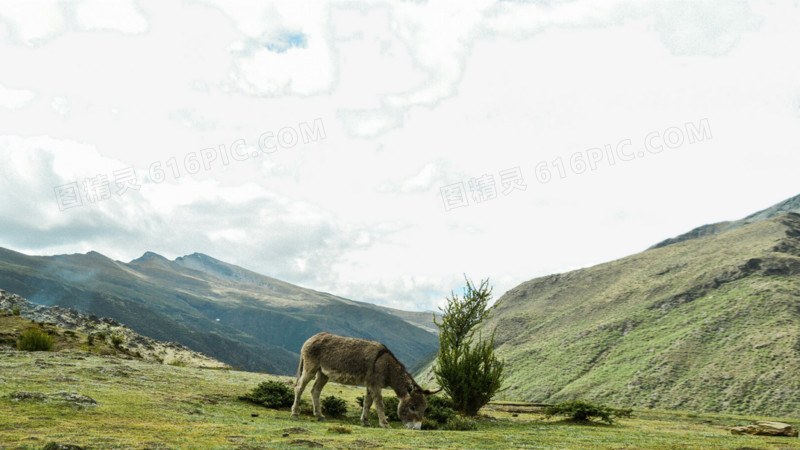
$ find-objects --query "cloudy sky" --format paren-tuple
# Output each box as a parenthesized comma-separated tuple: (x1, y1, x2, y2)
(1, 0, 798, 312)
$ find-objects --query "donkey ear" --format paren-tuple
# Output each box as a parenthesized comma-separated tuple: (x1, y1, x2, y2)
(423, 387, 443, 396)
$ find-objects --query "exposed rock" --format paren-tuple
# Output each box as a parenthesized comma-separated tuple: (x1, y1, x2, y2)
(731, 421, 798, 437)
(9, 390, 97, 407)
(289, 440, 323, 448)
(10, 391, 47, 401)
(49, 391, 98, 407)
(42, 443, 86, 450)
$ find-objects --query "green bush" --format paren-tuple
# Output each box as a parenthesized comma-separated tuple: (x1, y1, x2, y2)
(321, 395, 347, 417)
(86, 334, 94, 346)
(442, 415, 478, 431)
(426, 396, 456, 425)
(12, 308, 20, 316)
(421, 417, 440, 430)
(238, 381, 294, 409)
(17, 327, 54, 351)
(434, 277, 505, 416)
(95, 332, 106, 342)
(110, 334, 124, 349)
(544, 400, 632, 425)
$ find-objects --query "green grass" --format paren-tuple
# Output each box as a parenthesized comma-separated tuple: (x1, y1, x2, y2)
(1, 349, 799, 448)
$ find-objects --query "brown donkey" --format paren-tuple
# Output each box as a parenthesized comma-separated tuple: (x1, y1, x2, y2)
(290, 332, 441, 429)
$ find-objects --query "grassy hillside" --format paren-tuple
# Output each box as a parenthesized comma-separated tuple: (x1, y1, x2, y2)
(2, 346, 799, 448)
(0, 249, 438, 374)
(421, 213, 800, 417)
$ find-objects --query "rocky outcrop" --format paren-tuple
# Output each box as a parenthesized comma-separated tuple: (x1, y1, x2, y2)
(0, 289, 229, 369)
(10, 390, 98, 408)
(730, 421, 798, 437)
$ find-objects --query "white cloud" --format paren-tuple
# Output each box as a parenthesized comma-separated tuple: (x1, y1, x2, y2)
(0, 0, 149, 47)
(0, 1, 65, 46)
(50, 96, 70, 116)
(198, 0, 337, 96)
(74, 0, 149, 34)
(0, 83, 35, 109)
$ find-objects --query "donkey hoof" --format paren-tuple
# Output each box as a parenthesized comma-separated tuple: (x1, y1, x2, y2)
(316, 416, 327, 422)
(290, 414, 299, 420)
(361, 420, 371, 427)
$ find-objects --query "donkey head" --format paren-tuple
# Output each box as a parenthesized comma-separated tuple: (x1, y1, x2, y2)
(398, 385, 443, 430)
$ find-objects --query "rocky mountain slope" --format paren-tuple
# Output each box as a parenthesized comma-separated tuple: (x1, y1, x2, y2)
(652, 193, 800, 249)
(424, 213, 800, 417)
(0, 249, 438, 374)
(0, 288, 227, 368)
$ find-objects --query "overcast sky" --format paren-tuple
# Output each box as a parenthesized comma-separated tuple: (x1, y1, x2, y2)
(1, 0, 798, 312)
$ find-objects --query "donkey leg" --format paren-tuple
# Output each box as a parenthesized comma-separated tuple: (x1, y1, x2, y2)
(291, 366, 317, 419)
(373, 390, 390, 429)
(360, 388, 374, 426)
(310, 372, 329, 421)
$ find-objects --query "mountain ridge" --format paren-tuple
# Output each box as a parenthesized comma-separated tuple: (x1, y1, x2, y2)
(0, 247, 439, 374)
(651, 193, 800, 249)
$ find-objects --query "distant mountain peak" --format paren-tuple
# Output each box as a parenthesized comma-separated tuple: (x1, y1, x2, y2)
(58, 250, 111, 261)
(129, 251, 169, 264)
(176, 252, 216, 262)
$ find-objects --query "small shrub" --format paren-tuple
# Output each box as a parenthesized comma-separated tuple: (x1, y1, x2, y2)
(12, 308, 20, 316)
(356, 395, 363, 407)
(544, 400, 632, 425)
(442, 415, 478, 431)
(94, 332, 106, 342)
(327, 425, 352, 434)
(238, 381, 294, 409)
(321, 395, 347, 418)
(434, 277, 505, 416)
(17, 327, 54, 351)
(86, 335, 94, 346)
(110, 334, 124, 349)
(426, 396, 456, 424)
(421, 417, 440, 430)
(169, 360, 187, 367)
